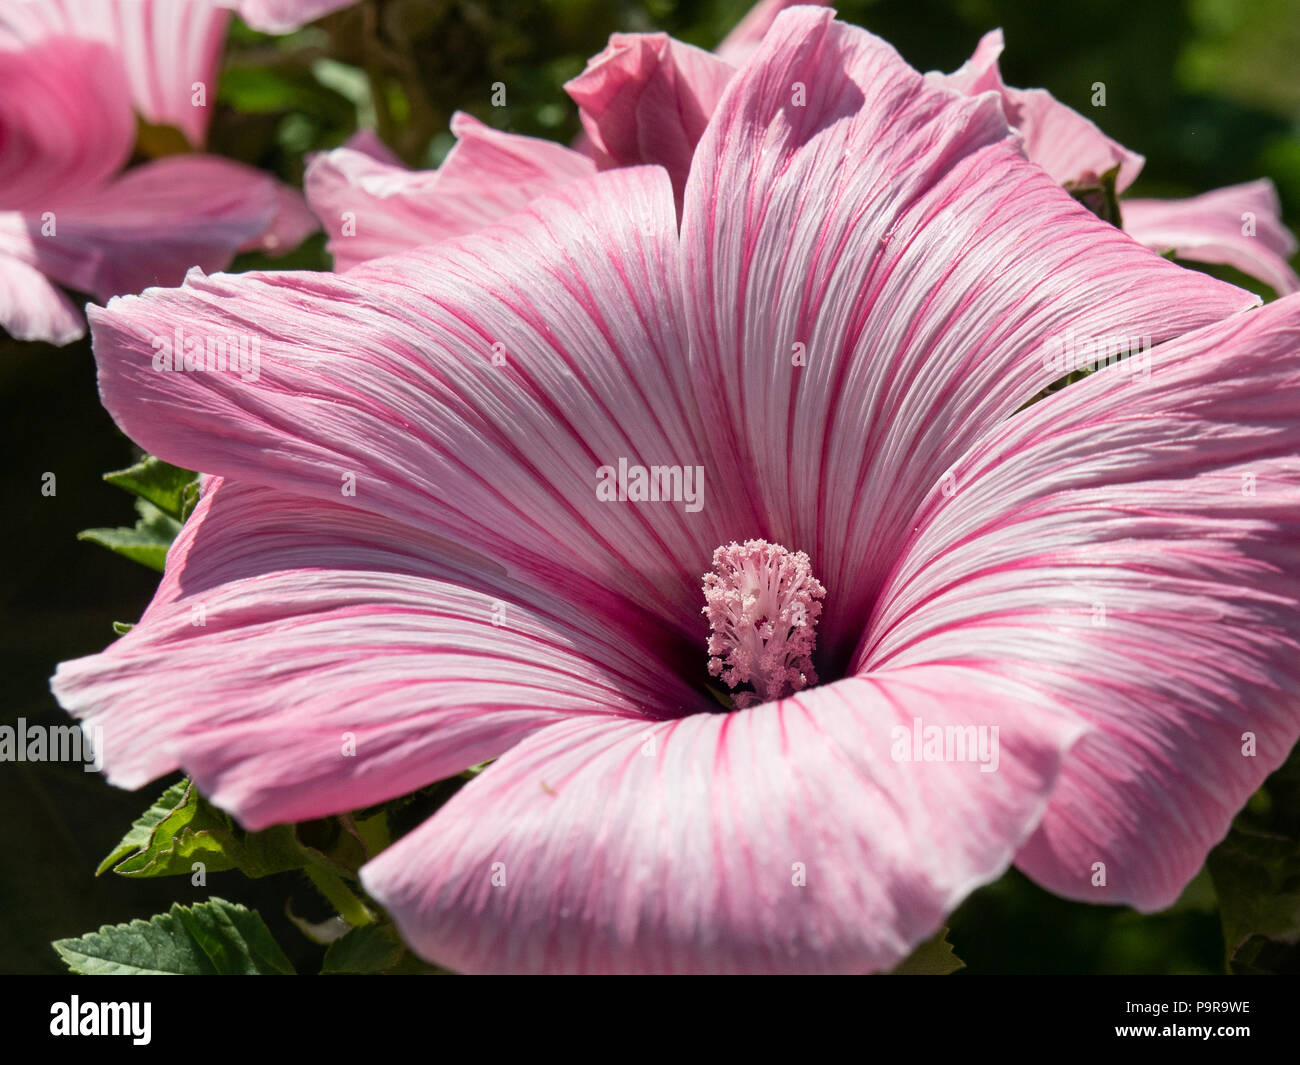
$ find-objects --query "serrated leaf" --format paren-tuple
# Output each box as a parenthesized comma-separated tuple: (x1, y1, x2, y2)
(97, 780, 190, 876)
(892, 926, 965, 975)
(105, 780, 305, 880)
(102, 455, 198, 521)
(321, 923, 405, 974)
(53, 898, 294, 975)
(79, 499, 181, 572)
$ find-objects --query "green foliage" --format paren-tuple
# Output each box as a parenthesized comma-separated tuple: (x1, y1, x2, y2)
(53, 898, 294, 975)
(102, 456, 199, 522)
(1208, 744, 1300, 973)
(97, 780, 306, 880)
(79, 456, 199, 572)
(893, 927, 965, 975)
(96, 780, 192, 876)
(78, 498, 181, 573)
(320, 923, 411, 974)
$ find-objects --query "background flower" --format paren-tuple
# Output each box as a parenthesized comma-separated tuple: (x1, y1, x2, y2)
(0, 0, 337, 345)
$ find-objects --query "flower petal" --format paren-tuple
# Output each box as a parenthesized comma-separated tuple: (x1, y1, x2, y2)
(715, 0, 826, 66)
(1123, 180, 1300, 296)
(1, 155, 315, 302)
(0, 252, 84, 344)
(862, 293, 1300, 910)
(362, 666, 1085, 973)
(1, 0, 230, 148)
(935, 29, 1145, 191)
(680, 7, 1258, 668)
(565, 32, 733, 204)
(305, 112, 594, 270)
(0, 35, 134, 210)
(52, 478, 704, 830)
(90, 166, 719, 632)
(221, 0, 357, 34)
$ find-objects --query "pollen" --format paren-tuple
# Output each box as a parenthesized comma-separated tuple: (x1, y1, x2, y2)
(701, 539, 826, 709)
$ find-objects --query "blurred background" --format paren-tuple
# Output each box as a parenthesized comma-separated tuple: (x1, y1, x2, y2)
(3, 0, 1298, 973)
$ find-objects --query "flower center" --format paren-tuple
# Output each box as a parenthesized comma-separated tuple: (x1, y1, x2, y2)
(701, 539, 826, 709)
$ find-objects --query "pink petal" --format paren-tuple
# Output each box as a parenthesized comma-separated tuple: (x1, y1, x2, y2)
(0, 252, 84, 344)
(1123, 179, 1300, 296)
(239, 180, 319, 256)
(220, 0, 357, 34)
(565, 32, 733, 204)
(89, 166, 716, 629)
(362, 667, 1085, 973)
(341, 127, 402, 166)
(862, 293, 1300, 910)
(52, 478, 703, 830)
(0, 36, 134, 210)
(1, 0, 230, 148)
(0, 155, 315, 302)
(935, 29, 1145, 192)
(305, 112, 595, 270)
(680, 6, 1257, 668)
(715, 0, 827, 66)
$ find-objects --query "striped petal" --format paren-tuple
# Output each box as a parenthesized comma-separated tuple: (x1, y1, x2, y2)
(935, 28, 1145, 191)
(89, 166, 718, 633)
(52, 478, 703, 830)
(362, 667, 1084, 973)
(715, 0, 826, 66)
(0, 155, 315, 302)
(566, 33, 732, 206)
(0, 35, 134, 210)
(0, 0, 230, 147)
(0, 253, 83, 344)
(680, 7, 1258, 669)
(1123, 180, 1300, 296)
(861, 293, 1300, 910)
(305, 112, 594, 270)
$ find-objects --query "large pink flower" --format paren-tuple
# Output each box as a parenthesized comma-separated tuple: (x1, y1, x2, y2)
(54, 9, 1300, 973)
(0, 0, 324, 345)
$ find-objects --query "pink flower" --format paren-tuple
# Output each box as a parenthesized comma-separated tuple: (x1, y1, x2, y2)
(0, 0, 321, 345)
(54, 9, 1300, 973)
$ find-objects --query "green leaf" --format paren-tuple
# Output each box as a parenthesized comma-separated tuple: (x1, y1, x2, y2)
(321, 923, 405, 974)
(112, 620, 134, 636)
(1207, 741, 1300, 973)
(97, 780, 190, 876)
(312, 57, 375, 128)
(892, 927, 965, 975)
(1208, 827, 1300, 973)
(53, 898, 294, 975)
(79, 498, 181, 572)
(102, 455, 198, 521)
(102, 779, 305, 880)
